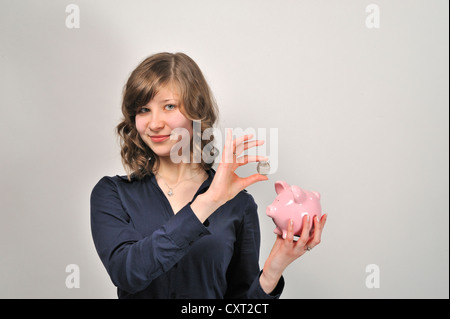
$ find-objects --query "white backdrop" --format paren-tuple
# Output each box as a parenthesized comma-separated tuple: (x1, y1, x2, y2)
(0, 0, 448, 298)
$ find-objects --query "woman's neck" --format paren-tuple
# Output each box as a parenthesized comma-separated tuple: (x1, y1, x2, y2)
(156, 156, 204, 185)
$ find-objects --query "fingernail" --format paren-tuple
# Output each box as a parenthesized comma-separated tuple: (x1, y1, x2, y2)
(316, 216, 320, 223)
(290, 219, 294, 226)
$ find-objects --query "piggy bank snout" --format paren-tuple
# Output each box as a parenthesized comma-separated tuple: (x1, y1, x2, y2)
(266, 205, 277, 217)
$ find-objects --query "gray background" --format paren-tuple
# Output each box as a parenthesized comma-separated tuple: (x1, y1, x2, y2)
(0, 0, 448, 298)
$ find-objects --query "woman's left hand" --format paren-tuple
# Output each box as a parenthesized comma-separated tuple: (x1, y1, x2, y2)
(205, 128, 269, 206)
(260, 214, 328, 294)
(191, 129, 268, 222)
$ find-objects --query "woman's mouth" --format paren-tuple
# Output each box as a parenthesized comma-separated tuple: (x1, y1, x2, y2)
(150, 135, 171, 143)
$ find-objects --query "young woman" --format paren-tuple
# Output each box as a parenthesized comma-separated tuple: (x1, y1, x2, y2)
(90, 52, 327, 299)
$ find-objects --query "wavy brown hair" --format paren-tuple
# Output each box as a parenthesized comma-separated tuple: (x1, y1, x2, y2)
(117, 52, 219, 180)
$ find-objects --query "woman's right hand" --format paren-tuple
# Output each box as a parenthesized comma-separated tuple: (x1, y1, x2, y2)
(191, 129, 268, 222)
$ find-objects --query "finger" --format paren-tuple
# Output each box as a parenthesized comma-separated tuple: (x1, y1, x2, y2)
(284, 219, 295, 242)
(321, 213, 328, 228)
(307, 215, 325, 249)
(237, 173, 268, 190)
(235, 139, 265, 157)
(295, 215, 311, 251)
(236, 155, 269, 166)
(233, 134, 254, 151)
(309, 215, 320, 237)
(222, 129, 234, 164)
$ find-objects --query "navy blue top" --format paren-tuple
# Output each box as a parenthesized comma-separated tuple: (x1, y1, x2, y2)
(90, 169, 284, 299)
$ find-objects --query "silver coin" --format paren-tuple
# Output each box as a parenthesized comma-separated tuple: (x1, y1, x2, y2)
(257, 161, 270, 175)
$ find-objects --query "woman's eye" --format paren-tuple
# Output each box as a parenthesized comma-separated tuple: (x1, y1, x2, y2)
(165, 104, 176, 111)
(137, 107, 150, 114)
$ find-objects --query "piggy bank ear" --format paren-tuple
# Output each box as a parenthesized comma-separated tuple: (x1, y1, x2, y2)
(275, 181, 290, 195)
(291, 185, 306, 204)
(312, 191, 321, 200)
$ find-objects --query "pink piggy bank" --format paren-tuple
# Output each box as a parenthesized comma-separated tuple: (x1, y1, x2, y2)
(266, 181, 322, 238)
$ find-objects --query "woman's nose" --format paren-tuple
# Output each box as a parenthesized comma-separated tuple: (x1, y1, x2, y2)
(149, 111, 164, 132)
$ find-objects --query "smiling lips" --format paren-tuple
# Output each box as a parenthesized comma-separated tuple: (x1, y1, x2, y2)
(150, 135, 170, 143)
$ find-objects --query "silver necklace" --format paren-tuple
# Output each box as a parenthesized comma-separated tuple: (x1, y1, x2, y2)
(156, 170, 203, 197)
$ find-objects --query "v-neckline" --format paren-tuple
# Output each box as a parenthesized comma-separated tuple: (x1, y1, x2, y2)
(150, 169, 214, 216)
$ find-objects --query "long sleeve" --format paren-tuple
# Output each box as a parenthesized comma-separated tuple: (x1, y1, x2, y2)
(224, 194, 284, 299)
(90, 176, 210, 294)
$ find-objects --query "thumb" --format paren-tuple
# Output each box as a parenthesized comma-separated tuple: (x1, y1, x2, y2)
(239, 173, 269, 190)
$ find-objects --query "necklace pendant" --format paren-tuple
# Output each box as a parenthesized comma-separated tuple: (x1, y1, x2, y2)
(167, 189, 174, 196)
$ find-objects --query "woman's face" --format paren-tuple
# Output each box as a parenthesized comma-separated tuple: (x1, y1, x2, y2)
(135, 84, 193, 159)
